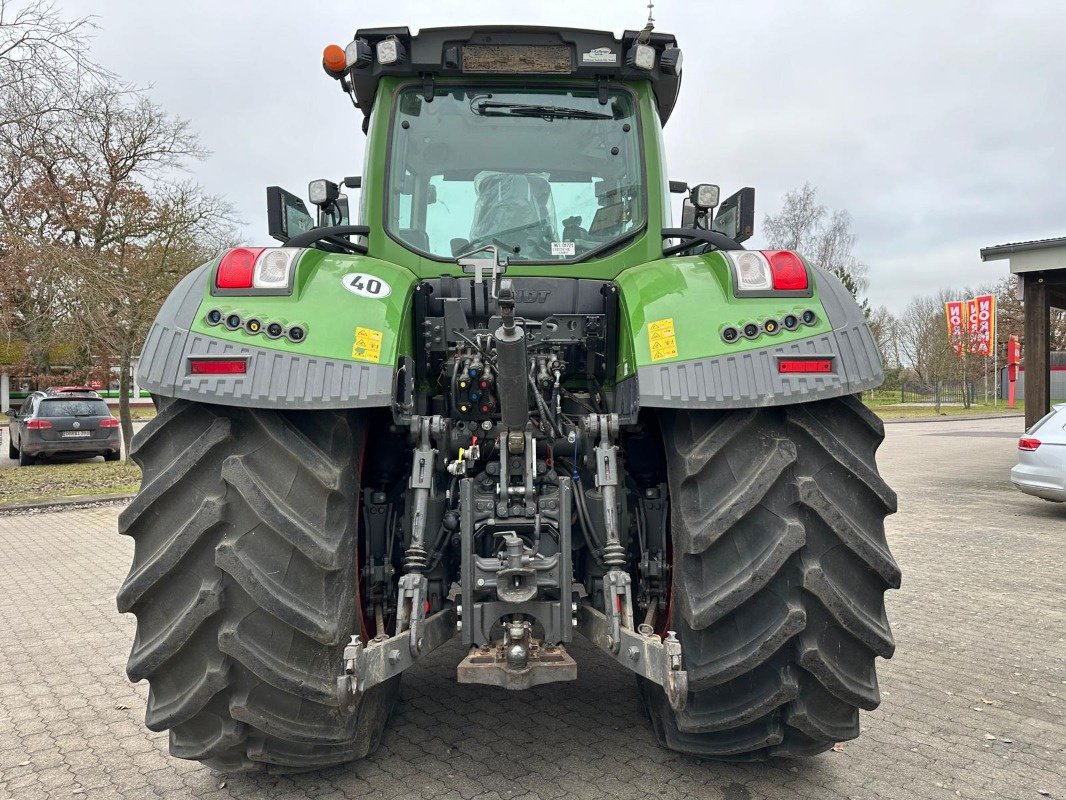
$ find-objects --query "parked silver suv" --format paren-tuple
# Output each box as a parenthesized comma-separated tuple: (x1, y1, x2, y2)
(7, 391, 121, 466)
(1011, 404, 1066, 502)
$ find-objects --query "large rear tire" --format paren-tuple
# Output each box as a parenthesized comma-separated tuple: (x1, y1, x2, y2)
(640, 395, 900, 759)
(117, 398, 398, 773)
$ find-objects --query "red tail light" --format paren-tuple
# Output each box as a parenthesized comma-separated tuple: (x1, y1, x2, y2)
(26, 419, 52, 430)
(99, 417, 120, 428)
(1018, 438, 1041, 451)
(189, 358, 248, 375)
(778, 359, 833, 374)
(765, 251, 809, 291)
(215, 248, 264, 289)
(723, 250, 811, 295)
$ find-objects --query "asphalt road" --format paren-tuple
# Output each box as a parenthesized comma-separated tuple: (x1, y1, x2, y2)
(0, 416, 1063, 799)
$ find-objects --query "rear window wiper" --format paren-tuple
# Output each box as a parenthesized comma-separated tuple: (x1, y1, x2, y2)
(473, 101, 613, 121)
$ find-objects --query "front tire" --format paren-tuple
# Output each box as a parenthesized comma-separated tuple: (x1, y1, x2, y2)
(117, 398, 398, 772)
(641, 396, 900, 759)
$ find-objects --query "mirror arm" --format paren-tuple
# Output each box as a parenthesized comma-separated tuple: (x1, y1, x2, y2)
(661, 227, 744, 257)
(284, 225, 371, 253)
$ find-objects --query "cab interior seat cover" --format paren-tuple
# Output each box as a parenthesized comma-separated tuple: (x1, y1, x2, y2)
(469, 171, 558, 245)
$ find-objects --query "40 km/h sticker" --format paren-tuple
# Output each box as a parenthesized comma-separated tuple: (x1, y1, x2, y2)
(342, 273, 391, 299)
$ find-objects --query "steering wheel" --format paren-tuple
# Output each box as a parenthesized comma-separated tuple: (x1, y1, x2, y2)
(467, 219, 552, 256)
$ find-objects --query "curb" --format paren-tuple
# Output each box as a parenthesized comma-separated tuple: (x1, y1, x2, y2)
(881, 412, 1025, 425)
(0, 492, 135, 513)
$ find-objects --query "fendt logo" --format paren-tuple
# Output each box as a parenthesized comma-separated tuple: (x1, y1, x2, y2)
(513, 289, 551, 304)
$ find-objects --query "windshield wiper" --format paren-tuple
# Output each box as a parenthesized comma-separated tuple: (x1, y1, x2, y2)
(473, 101, 612, 121)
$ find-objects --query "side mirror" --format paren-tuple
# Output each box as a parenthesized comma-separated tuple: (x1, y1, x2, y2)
(680, 199, 697, 228)
(267, 186, 316, 243)
(712, 187, 755, 243)
(330, 196, 351, 227)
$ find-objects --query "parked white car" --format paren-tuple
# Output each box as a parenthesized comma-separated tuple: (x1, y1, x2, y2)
(1011, 404, 1066, 502)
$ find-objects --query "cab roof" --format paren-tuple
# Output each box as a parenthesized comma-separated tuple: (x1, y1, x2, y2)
(340, 25, 683, 126)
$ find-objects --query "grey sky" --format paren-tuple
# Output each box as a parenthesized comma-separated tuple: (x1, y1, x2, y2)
(63, 0, 1066, 312)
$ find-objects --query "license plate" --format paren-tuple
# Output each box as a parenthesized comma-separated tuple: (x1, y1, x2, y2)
(61, 430, 91, 438)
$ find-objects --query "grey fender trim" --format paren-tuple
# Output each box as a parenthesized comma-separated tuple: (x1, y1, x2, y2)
(136, 262, 395, 410)
(619, 266, 883, 412)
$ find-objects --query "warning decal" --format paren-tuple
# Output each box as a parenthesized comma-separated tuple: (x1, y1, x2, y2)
(647, 318, 679, 362)
(352, 327, 383, 363)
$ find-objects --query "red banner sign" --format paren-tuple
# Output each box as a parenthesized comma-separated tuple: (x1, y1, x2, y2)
(945, 295, 996, 358)
(967, 294, 996, 357)
(945, 301, 966, 357)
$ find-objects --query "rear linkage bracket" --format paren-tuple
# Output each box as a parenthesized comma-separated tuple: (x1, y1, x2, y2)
(337, 605, 457, 711)
(575, 413, 688, 712)
(576, 604, 687, 712)
(337, 413, 461, 711)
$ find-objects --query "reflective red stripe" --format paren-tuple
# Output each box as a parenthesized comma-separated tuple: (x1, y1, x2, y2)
(189, 359, 248, 375)
(778, 359, 833, 374)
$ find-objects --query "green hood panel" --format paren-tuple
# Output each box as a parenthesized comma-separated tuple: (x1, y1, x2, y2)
(614, 252, 832, 376)
(190, 250, 416, 366)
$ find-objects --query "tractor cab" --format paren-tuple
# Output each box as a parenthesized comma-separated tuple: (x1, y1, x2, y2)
(269, 26, 745, 273)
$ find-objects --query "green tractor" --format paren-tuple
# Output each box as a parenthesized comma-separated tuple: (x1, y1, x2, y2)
(118, 23, 899, 773)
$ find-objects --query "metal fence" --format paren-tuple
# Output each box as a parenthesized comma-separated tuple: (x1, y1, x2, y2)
(897, 382, 976, 405)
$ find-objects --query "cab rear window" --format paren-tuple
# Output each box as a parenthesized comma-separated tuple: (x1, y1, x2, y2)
(39, 399, 110, 417)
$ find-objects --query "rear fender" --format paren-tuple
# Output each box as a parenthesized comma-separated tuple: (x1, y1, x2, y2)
(137, 249, 416, 409)
(613, 252, 883, 412)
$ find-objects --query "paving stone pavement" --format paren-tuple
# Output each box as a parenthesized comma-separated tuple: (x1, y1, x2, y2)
(0, 415, 1063, 800)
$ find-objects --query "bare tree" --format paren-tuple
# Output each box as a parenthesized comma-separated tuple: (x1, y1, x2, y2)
(895, 291, 972, 412)
(867, 304, 899, 368)
(71, 183, 236, 446)
(991, 274, 1066, 354)
(764, 183, 870, 310)
(0, 0, 106, 130)
(0, 30, 238, 449)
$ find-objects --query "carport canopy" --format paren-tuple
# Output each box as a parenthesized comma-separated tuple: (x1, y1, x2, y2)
(981, 236, 1066, 428)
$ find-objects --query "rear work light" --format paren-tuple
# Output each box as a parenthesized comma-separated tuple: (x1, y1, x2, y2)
(99, 417, 120, 428)
(1018, 438, 1041, 451)
(778, 359, 833, 374)
(723, 250, 811, 296)
(214, 247, 302, 294)
(189, 358, 248, 375)
(25, 419, 53, 430)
